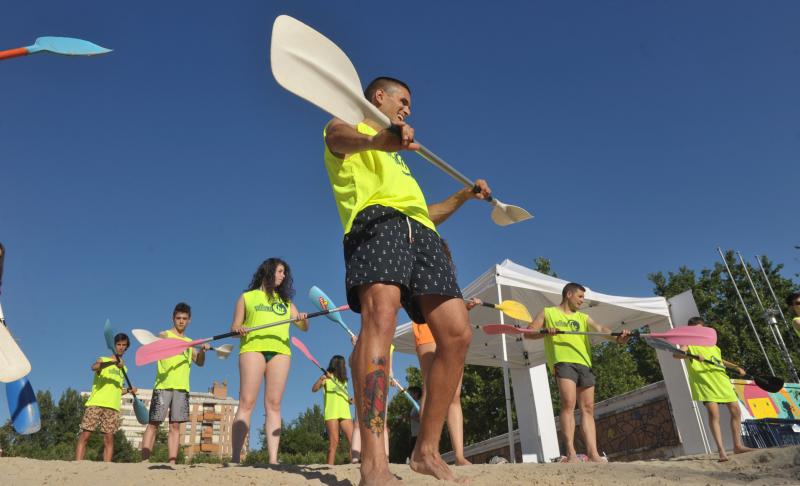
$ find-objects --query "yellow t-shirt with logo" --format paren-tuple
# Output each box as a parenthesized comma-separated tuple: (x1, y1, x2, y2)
(543, 306, 592, 372)
(323, 122, 436, 234)
(323, 377, 352, 421)
(685, 345, 738, 403)
(85, 357, 126, 411)
(154, 329, 192, 391)
(239, 289, 292, 355)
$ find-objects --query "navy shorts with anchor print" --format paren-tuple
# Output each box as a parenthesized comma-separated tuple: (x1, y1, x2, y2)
(343, 205, 462, 324)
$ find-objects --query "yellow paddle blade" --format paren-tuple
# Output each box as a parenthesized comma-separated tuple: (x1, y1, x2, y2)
(494, 300, 532, 322)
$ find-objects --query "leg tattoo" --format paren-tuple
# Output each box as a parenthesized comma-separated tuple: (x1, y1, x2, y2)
(361, 357, 388, 435)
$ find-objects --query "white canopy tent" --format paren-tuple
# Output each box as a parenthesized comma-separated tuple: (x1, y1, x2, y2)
(393, 259, 711, 462)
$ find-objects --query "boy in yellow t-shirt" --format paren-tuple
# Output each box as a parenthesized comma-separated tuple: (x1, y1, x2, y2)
(675, 317, 755, 461)
(75, 333, 136, 462)
(140, 302, 209, 463)
(526, 282, 631, 463)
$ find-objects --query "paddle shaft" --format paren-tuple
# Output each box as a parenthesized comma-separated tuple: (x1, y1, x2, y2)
(207, 306, 347, 343)
(109, 354, 139, 397)
(0, 47, 29, 60)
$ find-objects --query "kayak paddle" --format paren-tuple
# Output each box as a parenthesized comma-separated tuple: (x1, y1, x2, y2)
(476, 299, 532, 322)
(644, 337, 784, 393)
(0, 36, 111, 61)
(103, 319, 150, 425)
(481, 323, 718, 347)
(270, 15, 532, 227)
(308, 286, 421, 412)
(0, 302, 31, 383)
(291, 336, 351, 397)
(135, 305, 345, 366)
(131, 328, 233, 359)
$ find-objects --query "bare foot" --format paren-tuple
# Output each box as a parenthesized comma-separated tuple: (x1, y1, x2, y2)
(734, 446, 756, 454)
(410, 451, 467, 483)
(560, 454, 580, 464)
(718, 454, 730, 462)
(455, 457, 473, 466)
(358, 470, 402, 486)
(587, 454, 608, 464)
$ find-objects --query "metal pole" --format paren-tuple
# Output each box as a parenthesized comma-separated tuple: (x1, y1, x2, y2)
(737, 253, 799, 382)
(497, 283, 516, 463)
(755, 255, 795, 333)
(717, 248, 774, 374)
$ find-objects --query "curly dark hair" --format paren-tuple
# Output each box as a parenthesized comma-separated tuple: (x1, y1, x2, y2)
(246, 258, 295, 303)
(327, 355, 348, 383)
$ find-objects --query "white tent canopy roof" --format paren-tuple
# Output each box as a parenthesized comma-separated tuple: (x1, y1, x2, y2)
(394, 259, 672, 368)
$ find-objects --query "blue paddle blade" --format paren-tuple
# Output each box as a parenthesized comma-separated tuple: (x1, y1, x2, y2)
(30, 36, 111, 56)
(133, 397, 149, 424)
(308, 286, 354, 335)
(7, 376, 41, 434)
(103, 318, 115, 351)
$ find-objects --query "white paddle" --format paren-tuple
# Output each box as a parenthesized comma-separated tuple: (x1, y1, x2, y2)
(270, 15, 533, 227)
(131, 329, 233, 359)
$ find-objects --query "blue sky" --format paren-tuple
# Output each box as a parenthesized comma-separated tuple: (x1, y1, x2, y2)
(1, 2, 798, 449)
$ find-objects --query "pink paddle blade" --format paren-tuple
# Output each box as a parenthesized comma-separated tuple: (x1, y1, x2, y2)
(291, 336, 322, 368)
(648, 326, 717, 347)
(481, 324, 530, 335)
(135, 338, 202, 366)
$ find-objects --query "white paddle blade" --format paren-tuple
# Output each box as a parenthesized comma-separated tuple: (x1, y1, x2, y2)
(131, 329, 159, 345)
(215, 344, 234, 359)
(0, 324, 32, 383)
(270, 15, 388, 127)
(491, 200, 534, 226)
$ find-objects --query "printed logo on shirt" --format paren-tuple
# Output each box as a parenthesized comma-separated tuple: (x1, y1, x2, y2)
(390, 152, 412, 176)
(254, 302, 289, 316)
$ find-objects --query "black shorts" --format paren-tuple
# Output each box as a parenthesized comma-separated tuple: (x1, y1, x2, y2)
(554, 362, 596, 388)
(343, 205, 462, 323)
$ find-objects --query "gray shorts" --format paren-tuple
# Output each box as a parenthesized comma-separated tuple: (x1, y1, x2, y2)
(554, 362, 596, 388)
(149, 389, 190, 423)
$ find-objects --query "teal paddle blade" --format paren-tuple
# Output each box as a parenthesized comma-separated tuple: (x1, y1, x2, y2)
(30, 37, 111, 56)
(104, 318, 115, 351)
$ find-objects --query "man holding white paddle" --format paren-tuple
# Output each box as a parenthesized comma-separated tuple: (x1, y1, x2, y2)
(324, 77, 490, 484)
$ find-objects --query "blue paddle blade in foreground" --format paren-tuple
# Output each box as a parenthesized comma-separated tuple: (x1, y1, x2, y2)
(30, 37, 111, 56)
(308, 286, 352, 334)
(7, 376, 41, 434)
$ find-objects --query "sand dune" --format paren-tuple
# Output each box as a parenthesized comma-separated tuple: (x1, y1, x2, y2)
(1, 446, 798, 485)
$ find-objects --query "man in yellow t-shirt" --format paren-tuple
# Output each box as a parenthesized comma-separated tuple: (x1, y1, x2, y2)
(140, 302, 209, 463)
(786, 292, 800, 340)
(526, 282, 631, 463)
(675, 317, 755, 461)
(324, 76, 491, 484)
(75, 333, 136, 462)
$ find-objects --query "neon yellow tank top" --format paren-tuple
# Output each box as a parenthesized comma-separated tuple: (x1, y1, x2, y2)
(85, 357, 126, 411)
(685, 345, 737, 403)
(543, 306, 592, 371)
(239, 289, 292, 355)
(154, 330, 192, 391)
(323, 122, 436, 234)
(323, 377, 352, 421)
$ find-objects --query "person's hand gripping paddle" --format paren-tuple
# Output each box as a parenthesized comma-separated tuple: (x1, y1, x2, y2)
(104, 320, 149, 424)
(291, 336, 351, 397)
(270, 15, 532, 227)
(308, 286, 421, 412)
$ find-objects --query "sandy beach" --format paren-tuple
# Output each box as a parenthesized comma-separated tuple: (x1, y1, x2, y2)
(1, 446, 798, 486)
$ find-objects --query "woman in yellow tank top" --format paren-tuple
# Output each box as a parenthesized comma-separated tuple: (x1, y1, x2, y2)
(230, 258, 308, 464)
(312, 355, 353, 464)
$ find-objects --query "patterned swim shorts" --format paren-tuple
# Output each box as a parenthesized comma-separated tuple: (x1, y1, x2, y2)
(343, 204, 462, 323)
(80, 406, 120, 434)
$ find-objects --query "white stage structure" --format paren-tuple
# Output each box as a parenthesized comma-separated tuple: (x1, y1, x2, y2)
(393, 260, 713, 462)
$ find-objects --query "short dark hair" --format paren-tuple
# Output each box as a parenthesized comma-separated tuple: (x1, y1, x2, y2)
(114, 332, 130, 349)
(786, 292, 800, 308)
(562, 282, 586, 300)
(364, 76, 411, 103)
(173, 302, 191, 318)
(687, 316, 705, 326)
